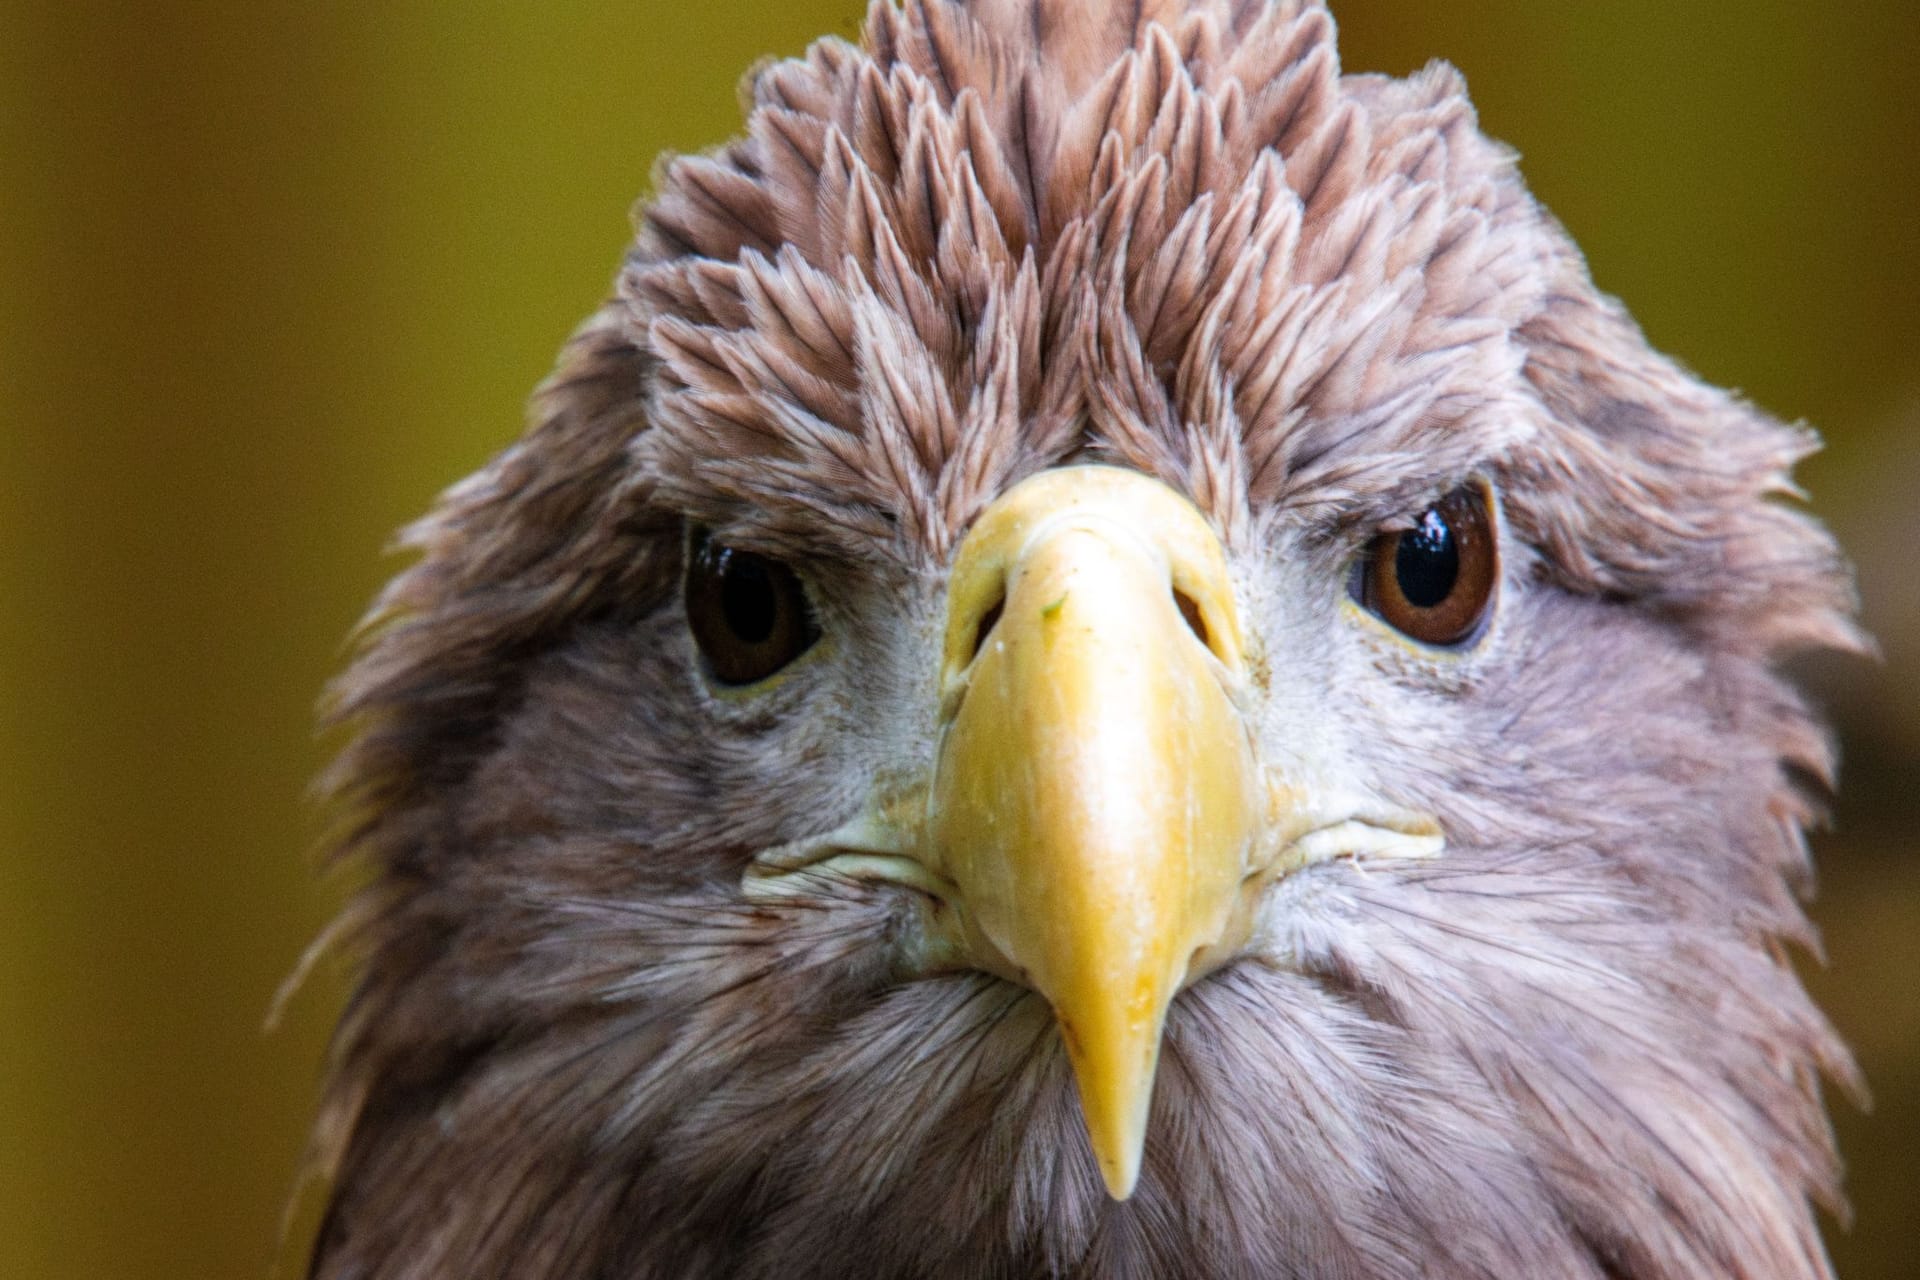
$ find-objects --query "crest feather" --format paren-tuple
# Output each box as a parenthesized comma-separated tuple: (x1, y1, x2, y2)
(621, 0, 1555, 558)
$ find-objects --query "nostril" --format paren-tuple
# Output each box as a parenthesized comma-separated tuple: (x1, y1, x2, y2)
(1173, 588, 1209, 651)
(970, 594, 1006, 663)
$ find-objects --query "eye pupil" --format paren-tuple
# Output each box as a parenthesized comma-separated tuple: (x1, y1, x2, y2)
(718, 551, 778, 644)
(1394, 509, 1459, 608)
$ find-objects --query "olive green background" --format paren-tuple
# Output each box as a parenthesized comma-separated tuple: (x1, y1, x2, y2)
(4, 3, 1916, 1276)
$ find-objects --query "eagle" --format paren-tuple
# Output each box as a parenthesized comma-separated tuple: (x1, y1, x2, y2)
(304, 2, 1862, 1276)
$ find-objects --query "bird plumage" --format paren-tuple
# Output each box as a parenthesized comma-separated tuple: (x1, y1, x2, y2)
(306, 2, 1861, 1276)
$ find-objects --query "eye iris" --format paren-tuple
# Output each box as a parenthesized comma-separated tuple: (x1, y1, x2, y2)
(685, 530, 819, 685)
(718, 551, 778, 644)
(1394, 509, 1459, 608)
(1352, 485, 1497, 648)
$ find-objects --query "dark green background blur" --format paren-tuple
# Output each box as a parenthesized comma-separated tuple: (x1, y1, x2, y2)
(4, 3, 1916, 1276)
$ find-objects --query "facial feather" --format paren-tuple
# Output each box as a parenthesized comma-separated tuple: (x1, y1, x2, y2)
(307, 3, 1860, 1277)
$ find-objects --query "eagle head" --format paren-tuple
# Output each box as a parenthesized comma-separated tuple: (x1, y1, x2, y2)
(307, 3, 1861, 1277)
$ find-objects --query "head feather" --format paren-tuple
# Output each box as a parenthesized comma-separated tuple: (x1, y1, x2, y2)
(617, 0, 1851, 692)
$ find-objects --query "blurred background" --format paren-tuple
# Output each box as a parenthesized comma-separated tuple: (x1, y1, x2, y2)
(3, 2, 1914, 1276)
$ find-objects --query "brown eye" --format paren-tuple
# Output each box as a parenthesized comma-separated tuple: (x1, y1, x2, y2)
(1352, 485, 1498, 647)
(685, 531, 819, 685)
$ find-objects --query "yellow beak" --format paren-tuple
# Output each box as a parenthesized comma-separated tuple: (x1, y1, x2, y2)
(930, 466, 1263, 1200)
